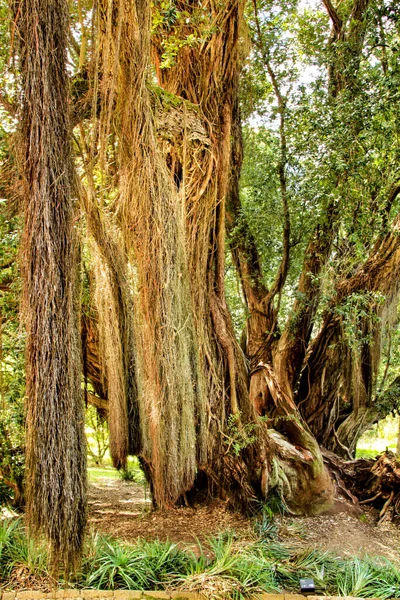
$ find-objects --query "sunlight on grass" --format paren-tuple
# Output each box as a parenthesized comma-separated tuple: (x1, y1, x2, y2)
(88, 457, 144, 483)
(88, 467, 119, 482)
(356, 414, 398, 458)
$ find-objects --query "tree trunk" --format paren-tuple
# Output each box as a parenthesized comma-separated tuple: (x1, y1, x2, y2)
(296, 219, 400, 456)
(231, 0, 397, 464)
(74, 0, 334, 515)
(124, 0, 332, 514)
(18, 0, 86, 573)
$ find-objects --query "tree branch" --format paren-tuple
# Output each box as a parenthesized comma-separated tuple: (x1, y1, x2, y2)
(252, 0, 291, 306)
(321, 0, 343, 35)
(382, 184, 400, 230)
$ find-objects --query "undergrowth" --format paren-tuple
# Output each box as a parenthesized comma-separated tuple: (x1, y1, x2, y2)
(0, 517, 399, 598)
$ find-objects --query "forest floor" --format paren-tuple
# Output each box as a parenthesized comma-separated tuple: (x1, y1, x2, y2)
(88, 475, 400, 564)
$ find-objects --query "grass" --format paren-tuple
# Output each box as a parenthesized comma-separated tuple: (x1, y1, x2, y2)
(87, 467, 119, 482)
(356, 415, 398, 458)
(355, 447, 397, 459)
(1, 517, 400, 598)
(88, 457, 144, 483)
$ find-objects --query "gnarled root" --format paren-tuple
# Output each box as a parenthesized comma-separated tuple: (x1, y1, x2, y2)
(322, 449, 400, 522)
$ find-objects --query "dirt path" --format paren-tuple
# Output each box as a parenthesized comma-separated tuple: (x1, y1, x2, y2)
(88, 478, 252, 547)
(88, 477, 400, 563)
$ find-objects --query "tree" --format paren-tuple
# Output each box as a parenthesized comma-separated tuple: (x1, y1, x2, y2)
(77, 0, 331, 514)
(230, 0, 400, 457)
(3, 0, 400, 572)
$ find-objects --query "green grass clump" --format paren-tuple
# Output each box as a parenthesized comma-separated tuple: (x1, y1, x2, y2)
(169, 533, 279, 599)
(336, 556, 400, 599)
(0, 518, 22, 579)
(118, 467, 144, 483)
(0, 516, 400, 598)
(0, 518, 48, 582)
(137, 539, 195, 587)
(80, 532, 196, 591)
(84, 539, 150, 589)
(272, 546, 400, 599)
(275, 547, 344, 594)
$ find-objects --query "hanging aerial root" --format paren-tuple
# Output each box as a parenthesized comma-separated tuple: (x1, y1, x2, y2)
(91, 245, 130, 469)
(90, 0, 209, 507)
(16, 0, 87, 574)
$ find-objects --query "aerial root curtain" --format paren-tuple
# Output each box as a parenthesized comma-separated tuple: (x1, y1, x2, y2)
(18, 0, 87, 573)
(90, 0, 333, 513)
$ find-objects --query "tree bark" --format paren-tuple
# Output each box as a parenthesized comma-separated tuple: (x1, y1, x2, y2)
(18, 0, 86, 572)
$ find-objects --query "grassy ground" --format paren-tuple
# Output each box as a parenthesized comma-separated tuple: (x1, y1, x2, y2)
(356, 447, 397, 459)
(88, 467, 119, 482)
(1, 515, 400, 598)
(356, 415, 398, 458)
(88, 457, 143, 483)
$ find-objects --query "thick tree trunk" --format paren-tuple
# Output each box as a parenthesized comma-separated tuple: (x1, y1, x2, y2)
(295, 219, 400, 456)
(150, 0, 269, 510)
(323, 449, 400, 521)
(18, 0, 86, 572)
(75, 0, 334, 515)
(150, 0, 333, 514)
(236, 0, 380, 464)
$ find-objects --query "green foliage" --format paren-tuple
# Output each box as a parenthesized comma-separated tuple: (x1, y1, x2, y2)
(357, 414, 399, 456)
(253, 493, 288, 542)
(0, 520, 400, 598)
(0, 422, 24, 506)
(335, 291, 385, 351)
(0, 518, 22, 579)
(86, 405, 109, 467)
(82, 534, 195, 590)
(224, 412, 260, 456)
(253, 511, 278, 541)
(240, 0, 400, 338)
(170, 532, 280, 599)
(118, 465, 144, 483)
(151, 0, 216, 68)
(0, 203, 25, 507)
(84, 539, 150, 589)
(6, 528, 49, 577)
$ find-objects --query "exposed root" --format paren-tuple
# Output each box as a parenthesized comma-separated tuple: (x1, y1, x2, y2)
(359, 491, 382, 505)
(379, 490, 394, 523)
(323, 449, 400, 522)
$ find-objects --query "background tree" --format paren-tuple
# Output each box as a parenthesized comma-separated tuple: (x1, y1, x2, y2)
(231, 0, 400, 457)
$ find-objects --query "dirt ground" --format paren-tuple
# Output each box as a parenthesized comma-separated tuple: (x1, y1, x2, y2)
(88, 477, 400, 564)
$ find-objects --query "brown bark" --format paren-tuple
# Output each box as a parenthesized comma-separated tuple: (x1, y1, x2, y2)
(149, 0, 333, 514)
(235, 0, 396, 466)
(324, 449, 400, 521)
(274, 0, 371, 398)
(18, 0, 86, 571)
(323, 0, 371, 96)
(296, 215, 400, 456)
(274, 206, 339, 398)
